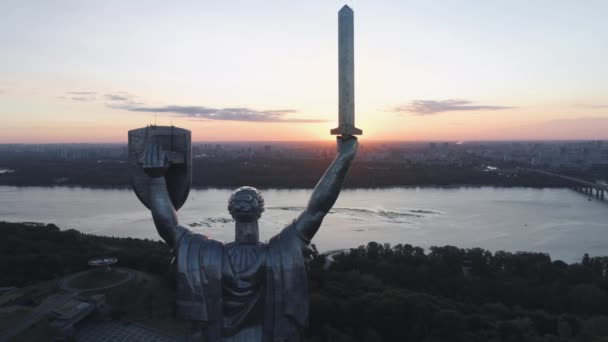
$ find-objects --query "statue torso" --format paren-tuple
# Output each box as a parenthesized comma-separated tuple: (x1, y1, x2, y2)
(174, 224, 309, 341)
(222, 242, 267, 338)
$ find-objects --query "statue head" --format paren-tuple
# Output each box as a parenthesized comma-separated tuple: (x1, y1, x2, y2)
(228, 186, 264, 244)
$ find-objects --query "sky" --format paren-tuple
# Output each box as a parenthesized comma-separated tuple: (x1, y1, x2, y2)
(1, 0, 607, 143)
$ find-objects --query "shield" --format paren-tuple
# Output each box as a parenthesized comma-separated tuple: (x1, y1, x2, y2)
(128, 125, 192, 211)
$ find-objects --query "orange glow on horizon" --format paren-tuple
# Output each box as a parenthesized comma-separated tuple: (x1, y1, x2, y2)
(1, 106, 608, 143)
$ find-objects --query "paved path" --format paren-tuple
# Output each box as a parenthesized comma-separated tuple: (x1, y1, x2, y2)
(323, 249, 347, 270)
(0, 293, 76, 341)
(0, 268, 135, 341)
(59, 268, 135, 294)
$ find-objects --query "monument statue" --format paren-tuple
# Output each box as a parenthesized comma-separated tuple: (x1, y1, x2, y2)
(128, 5, 362, 341)
(135, 135, 357, 341)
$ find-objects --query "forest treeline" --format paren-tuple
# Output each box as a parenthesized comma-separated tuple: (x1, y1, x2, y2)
(0, 222, 171, 287)
(307, 243, 608, 341)
(2, 222, 608, 341)
(0, 155, 567, 189)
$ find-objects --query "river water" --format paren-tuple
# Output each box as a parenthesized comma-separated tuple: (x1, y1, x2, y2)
(0, 186, 606, 262)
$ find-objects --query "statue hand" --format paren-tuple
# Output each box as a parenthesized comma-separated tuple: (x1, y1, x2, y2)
(143, 143, 170, 178)
(337, 135, 358, 160)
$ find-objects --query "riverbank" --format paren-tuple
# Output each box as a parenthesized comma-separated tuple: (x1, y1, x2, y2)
(2, 221, 608, 341)
(2, 186, 606, 262)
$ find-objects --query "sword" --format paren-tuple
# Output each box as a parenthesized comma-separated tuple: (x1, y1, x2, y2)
(331, 5, 363, 137)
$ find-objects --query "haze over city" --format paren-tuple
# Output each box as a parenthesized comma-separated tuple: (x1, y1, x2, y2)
(1, 0, 607, 143)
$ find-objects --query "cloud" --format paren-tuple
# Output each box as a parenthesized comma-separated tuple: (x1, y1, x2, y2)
(70, 96, 95, 101)
(116, 105, 324, 123)
(61, 91, 97, 102)
(574, 104, 608, 109)
(66, 91, 96, 95)
(104, 92, 138, 102)
(104, 92, 143, 107)
(393, 99, 515, 115)
(105, 94, 132, 101)
(105, 92, 325, 123)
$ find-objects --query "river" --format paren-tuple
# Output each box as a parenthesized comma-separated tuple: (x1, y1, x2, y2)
(0, 186, 606, 262)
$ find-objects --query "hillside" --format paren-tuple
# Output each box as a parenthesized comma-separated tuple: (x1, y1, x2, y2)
(2, 221, 608, 341)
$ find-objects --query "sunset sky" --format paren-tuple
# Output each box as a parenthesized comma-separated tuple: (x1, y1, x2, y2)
(1, 0, 607, 143)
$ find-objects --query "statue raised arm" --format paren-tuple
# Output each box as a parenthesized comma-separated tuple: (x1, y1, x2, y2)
(141, 142, 186, 248)
(126, 6, 365, 340)
(294, 136, 358, 242)
(129, 127, 358, 341)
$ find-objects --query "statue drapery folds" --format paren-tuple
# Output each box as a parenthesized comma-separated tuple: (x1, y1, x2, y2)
(129, 125, 358, 341)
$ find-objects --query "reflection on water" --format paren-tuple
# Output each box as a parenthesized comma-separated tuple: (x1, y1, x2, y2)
(0, 186, 606, 262)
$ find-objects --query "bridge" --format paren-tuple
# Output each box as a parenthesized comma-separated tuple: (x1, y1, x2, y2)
(526, 168, 607, 200)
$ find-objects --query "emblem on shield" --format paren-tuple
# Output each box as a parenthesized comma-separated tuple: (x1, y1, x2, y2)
(128, 125, 192, 211)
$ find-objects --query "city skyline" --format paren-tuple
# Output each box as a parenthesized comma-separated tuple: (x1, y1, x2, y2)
(1, 1, 607, 143)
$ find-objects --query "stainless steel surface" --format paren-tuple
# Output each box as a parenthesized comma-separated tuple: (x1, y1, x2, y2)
(128, 125, 191, 211)
(134, 126, 358, 341)
(331, 5, 363, 136)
